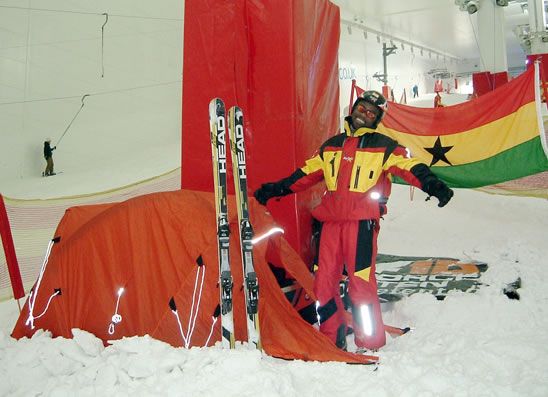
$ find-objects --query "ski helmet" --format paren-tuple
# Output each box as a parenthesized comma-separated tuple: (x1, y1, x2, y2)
(351, 90, 388, 128)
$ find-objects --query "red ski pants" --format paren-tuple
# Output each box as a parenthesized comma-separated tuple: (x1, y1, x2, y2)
(313, 220, 386, 350)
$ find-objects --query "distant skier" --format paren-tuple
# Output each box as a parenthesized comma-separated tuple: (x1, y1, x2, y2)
(412, 84, 419, 98)
(254, 90, 453, 352)
(434, 92, 444, 108)
(43, 138, 56, 176)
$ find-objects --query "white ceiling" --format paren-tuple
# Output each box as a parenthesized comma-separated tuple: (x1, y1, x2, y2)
(331, 0, 530, 70)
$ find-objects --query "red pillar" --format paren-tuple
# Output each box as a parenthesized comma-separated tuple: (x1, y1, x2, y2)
(0, 194, 24, 299)
(472, 71, 509, 96)
(527, 54, 548, 108)
(181, 0, 340, 264)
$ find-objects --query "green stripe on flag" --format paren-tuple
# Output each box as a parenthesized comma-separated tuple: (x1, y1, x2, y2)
(395, 137, 548, 188)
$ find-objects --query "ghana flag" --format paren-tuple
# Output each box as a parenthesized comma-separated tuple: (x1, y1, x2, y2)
(377, 63, 548, 188)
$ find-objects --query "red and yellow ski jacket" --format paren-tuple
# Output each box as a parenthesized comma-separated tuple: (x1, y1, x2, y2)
(279, 117, 440, 221)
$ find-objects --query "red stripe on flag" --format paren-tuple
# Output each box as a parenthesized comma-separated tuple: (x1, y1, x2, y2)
(382, 67, 535, 136)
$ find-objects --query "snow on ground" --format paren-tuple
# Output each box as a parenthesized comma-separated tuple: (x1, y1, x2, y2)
(1, 175, 547, 395)
(0, 140, 180, 200)
(405, 92, 470, 108)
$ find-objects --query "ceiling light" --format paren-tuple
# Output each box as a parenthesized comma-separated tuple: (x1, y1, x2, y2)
(455, 0, 480, 14)
(466, 1, 479, 14)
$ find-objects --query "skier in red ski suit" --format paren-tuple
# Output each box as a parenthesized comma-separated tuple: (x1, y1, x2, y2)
(254, 91, 453, 351)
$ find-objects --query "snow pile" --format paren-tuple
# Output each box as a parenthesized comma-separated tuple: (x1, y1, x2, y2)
(2, 272, 548, 397)
(0, 330, 369, 396)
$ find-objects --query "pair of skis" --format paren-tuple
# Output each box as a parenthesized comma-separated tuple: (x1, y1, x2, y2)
(209, 98, 260, 349)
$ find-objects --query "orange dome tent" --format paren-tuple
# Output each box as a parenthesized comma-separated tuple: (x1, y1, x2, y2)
(11, 189, 376, 364)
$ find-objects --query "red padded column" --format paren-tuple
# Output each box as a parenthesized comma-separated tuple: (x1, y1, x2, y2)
(0, 194, 24, 299)
(181, 0, 340, 263)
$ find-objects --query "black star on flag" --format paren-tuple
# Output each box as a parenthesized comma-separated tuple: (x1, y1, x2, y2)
(424, 136, 453, 166)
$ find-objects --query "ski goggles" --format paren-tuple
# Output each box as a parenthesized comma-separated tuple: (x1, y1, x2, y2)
(356, 104, 379, 119)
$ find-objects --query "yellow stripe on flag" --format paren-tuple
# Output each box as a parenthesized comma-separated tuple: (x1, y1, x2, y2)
(378, 102, 539, 166)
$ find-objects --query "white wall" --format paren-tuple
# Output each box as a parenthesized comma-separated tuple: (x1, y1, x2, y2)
(0, 1, 183, 182)
(337, 23, 464, 123)
(0, 1, 513, 188)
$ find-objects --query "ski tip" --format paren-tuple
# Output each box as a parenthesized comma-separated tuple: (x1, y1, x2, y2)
(209, 97, 225, 109)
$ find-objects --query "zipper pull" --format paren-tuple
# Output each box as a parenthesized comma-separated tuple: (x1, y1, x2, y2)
(353, 165, 361, 189)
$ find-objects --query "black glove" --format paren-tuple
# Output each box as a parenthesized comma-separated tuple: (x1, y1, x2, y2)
(425, 180, 454, 207)
(253, 182, 292, 205)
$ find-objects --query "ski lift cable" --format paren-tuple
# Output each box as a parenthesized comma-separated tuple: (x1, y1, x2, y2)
(101, 13, 109, 78)
(0, 5, 181, 21)
(0, 81, 180, 106)
(56, 94, 90, 147)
